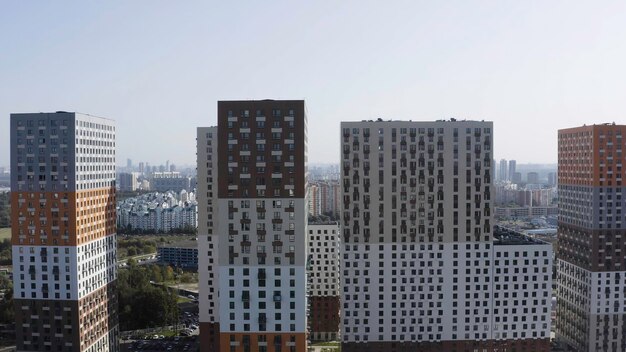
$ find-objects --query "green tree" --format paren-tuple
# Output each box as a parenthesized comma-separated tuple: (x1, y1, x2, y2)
(162, 266, 175, 282)
(0, 287, 14, 324)
(117, 265, 179, 331)
(150, 265, 163, 282)
(179, 272, 194, 284)
(0, 239, 11, 265)
(127, 246, 137, 256)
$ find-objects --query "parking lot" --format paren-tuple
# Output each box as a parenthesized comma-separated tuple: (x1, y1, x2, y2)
(121, 336, 198, 352)
(121, 296, 200, 352)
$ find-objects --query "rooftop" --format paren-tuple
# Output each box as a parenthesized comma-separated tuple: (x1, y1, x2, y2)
(158, 239, 198, 249)
(308, 221, 339, 226)
(493, 226, 548, 246)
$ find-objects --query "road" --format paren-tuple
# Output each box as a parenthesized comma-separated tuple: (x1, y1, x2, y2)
(117, 252, 158, 267)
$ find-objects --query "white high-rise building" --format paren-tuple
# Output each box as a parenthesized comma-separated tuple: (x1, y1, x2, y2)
(340, 120, 552, 352)
(499, 158, 508, 182)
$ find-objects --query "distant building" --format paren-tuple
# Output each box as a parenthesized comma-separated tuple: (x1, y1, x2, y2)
(547, 172, 556, 186)
(527, 171, 539, 184)
(495, 183, 554, 207)
(508, 159, 516, 181)
(117, 191, 197, 232)
(308, 183, 321, 216)
(495, 206, 559, 218)
(499, 159, 508, 182)
(308, 181, 340, 217)
(511, 171, 522, 184)
(320, 181, 340, 217)
(127, 158, 132, 169)
(308, 223, 340, 342)
(139, 162, 145, 174)
(158, 240, 198, 270)
(119, 172, 139, 192)
(151, 171, 191, 192)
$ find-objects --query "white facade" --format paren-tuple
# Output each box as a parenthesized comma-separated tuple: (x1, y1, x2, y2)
(308, 223, 340, 297)
(117, 191, 198, 232)
(340, 120, 552, 349)
(198, 127, 219, 325)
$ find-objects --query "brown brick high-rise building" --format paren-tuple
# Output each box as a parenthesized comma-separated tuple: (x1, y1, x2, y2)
(557, 124, 626, 352)
(10, 112, 118, 352)
(198, 100, 308, 352)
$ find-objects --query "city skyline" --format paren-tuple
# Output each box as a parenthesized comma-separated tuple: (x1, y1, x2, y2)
(4, 2, 626, 166)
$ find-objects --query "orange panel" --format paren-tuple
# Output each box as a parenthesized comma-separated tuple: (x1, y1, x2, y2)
(218, 332, 306, 352)
(11, 187, 116, 247)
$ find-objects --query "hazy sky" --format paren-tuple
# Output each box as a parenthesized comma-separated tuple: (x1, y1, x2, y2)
(2, 1, 626, 167)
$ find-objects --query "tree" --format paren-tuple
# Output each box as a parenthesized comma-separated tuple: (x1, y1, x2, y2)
(162, 266, 175, 282)
(150, 265, 163, 282)
(0, 239, 11, 265)
(0, 287, 14, 324)
(179, 272, 194, 284)
(117, 265, 180, 331)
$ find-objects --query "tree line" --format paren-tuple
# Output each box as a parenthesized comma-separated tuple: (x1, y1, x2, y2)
(0, 192, 9, 228)
(118, 224, 197, 235)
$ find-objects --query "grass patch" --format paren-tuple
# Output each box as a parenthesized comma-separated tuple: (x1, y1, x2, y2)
(0, 228, 10, 241)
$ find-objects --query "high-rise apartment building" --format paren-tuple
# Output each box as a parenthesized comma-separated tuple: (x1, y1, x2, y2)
(10, 112, 118, 352)
(527, 172, 539, 184)
(308, 181, 341, 218)
(307, 222, 340, 342)
(198, 100, 308, 352)
(547, 171, 556, 186)
(557, 124, 626, 352)
(498, 158, 508, 182)
(308, 183, 321, 216)
(323, 181, 341, 217)
(151, 171, 191, 192)
(341, 120, 552, 351)
(118, 172, 138, 192)
(508, 160, 516, 182)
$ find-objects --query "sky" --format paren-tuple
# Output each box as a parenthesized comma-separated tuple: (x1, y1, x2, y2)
(2, 1, 626, 167)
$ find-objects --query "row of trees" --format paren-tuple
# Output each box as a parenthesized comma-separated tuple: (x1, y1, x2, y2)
(0, 193, 9, 228)
(118, 237, 158, 259)
(0, 275, 13, 326)
(1, 260, 185, 331)
(0, 240, 10, 266)
(118, 224, 197, 235)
